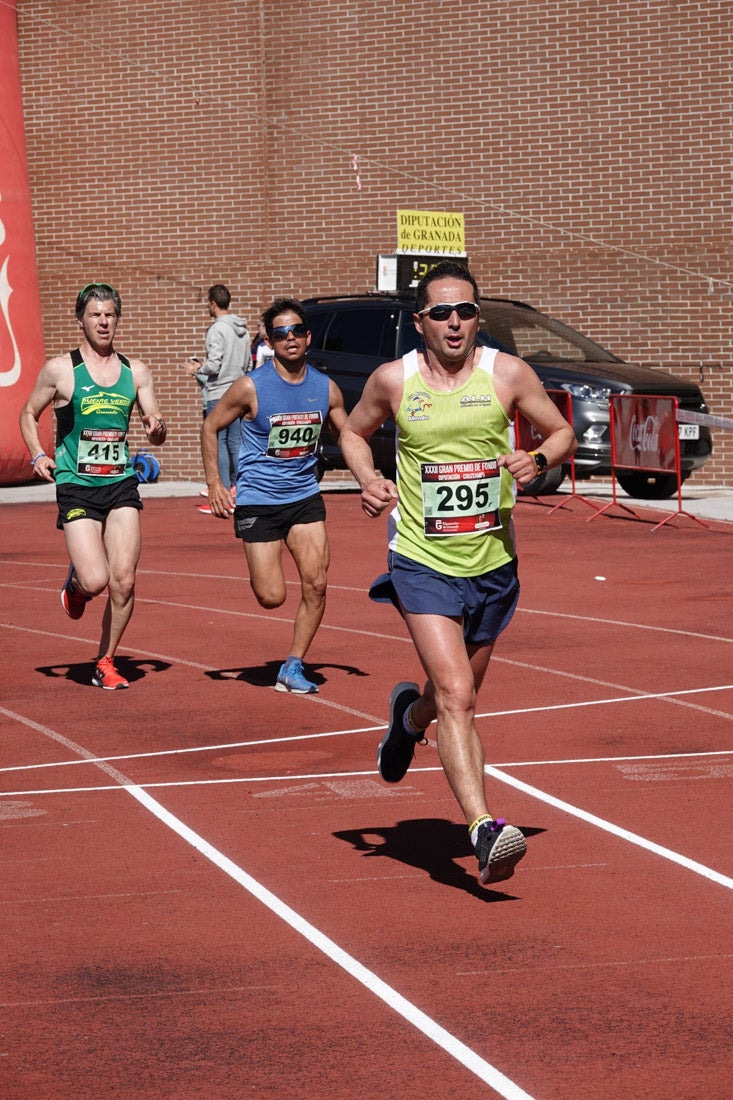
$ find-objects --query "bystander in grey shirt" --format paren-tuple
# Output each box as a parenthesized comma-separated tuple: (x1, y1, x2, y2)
(199, 314, 250, 401)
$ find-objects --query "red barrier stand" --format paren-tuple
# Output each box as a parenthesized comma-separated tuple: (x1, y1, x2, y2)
(588, 394, 709, 531)
(515, 389, 601, 514)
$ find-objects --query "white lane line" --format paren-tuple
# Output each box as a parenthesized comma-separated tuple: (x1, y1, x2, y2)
(3, 751, 732, 802)
(492, 662, 733, 722)
(0, 769, 384, 797)
(2, 585, 732, 644)
(2, 702, 731, 891)
(2, 688, 731, 782)
(2, 682, 731, 775)
(3, 617, 732, 728)
(1, 745, 732, 792)
(459, 951, 733, 977)
(0, 714, 384, 773)
(0, 597, 405, 642)
(2, 751, 732, 798)
(2, 614, 732, 726)
(3, 568, 733, 644)
(485, 766, 733, 890)
(126, 783, 536, 1100)
(0, 566, 364, 595)
(1, 707, 535, 1100)
(0, 617, 406, 706)
(518, 606, 732, 644)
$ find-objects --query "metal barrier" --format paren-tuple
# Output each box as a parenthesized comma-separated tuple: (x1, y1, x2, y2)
(588, 394, 708, 531)
(514, 389, 601, 513)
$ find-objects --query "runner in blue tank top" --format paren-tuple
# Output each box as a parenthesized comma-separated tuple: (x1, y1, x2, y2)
(201, 297, 347, 694)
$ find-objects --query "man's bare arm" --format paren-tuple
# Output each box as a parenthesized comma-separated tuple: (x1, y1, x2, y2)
(339, 361, 401, 517)
(18, 355, 69, 481)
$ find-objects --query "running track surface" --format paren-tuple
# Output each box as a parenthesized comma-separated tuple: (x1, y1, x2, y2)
(1, 491, 731, 1099)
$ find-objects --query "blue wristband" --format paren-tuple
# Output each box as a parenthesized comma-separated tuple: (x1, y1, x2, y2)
(30, 452, 47, 466)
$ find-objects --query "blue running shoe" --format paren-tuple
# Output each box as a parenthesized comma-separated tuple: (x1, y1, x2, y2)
(377, 681, 425, 783)
(275, 658, 318, 694)
(475, 818, 527, 885)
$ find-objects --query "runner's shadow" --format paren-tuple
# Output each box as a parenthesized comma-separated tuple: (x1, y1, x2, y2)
(311, 662, 369, 679)
(207, 661, 367, 688)
(36, 657, 170, 687)
(334, 818, 542, 901)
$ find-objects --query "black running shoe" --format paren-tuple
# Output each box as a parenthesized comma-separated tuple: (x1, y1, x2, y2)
(475, 818, 527, 885)
(377, 682, 424, 783)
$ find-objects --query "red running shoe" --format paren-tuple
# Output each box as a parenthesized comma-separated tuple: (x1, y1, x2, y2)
(92, 656, 129, 691)
(60, 563, 89, 620)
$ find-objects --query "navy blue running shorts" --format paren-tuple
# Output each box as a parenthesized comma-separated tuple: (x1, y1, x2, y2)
(233, 492, 326, 543)
(369, 551, 520, 646)
(56, 476, 142, 529)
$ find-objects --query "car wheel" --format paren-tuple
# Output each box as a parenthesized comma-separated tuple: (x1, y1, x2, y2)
(518, 464, 565, 496)
(615, 471, 682, 499)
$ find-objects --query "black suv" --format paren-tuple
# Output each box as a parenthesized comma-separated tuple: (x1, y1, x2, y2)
(304, 293, 712, 498)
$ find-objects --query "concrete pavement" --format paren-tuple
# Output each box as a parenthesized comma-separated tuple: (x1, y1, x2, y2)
(526, 479, 733, 525)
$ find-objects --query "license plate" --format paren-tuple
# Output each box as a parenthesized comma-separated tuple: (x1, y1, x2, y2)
(678, 424, 699, 440)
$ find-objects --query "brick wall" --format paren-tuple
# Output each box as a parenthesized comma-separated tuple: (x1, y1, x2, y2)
(16, 0, 732, 482)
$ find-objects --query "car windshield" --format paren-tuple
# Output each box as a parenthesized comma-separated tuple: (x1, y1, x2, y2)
(478, 301, 622, 365)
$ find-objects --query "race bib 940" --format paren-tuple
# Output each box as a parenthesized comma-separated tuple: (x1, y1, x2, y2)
(266, 412, 323, 459)
(420, 459, 502, 537)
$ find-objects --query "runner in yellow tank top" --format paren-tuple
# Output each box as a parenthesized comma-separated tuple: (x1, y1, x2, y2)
(391, 345, 517, 577)
(340, 261, 577, 887)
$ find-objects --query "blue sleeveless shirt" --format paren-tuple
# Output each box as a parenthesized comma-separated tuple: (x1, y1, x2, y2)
(235, 359, 330, 506)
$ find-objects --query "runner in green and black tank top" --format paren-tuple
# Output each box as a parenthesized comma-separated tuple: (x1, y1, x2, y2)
(54, 348, 137, 486)
(18, 283, 167, 692)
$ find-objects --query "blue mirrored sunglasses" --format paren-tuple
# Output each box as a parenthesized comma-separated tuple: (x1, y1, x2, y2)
(270, 322, 308, 340)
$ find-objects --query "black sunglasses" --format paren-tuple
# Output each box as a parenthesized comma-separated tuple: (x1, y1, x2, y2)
(417, 301, 480, 322)
(270, 322, 308, 340)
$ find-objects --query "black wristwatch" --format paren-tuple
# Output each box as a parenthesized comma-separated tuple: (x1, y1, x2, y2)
(529, 451, 548, 476)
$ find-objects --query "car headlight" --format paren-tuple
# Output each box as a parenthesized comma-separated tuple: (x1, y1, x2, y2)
(582, 424, 607, 444)
(560, 382, 612, 400)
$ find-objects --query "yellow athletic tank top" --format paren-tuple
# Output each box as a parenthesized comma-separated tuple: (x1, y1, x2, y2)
(388, 347, 517, 576)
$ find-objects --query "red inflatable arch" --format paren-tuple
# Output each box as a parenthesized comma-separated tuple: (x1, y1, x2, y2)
(0, 1, 50, 485)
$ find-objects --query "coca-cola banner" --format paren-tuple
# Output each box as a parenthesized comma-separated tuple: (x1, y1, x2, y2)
(611, 394, 678, 473)
(0, 1, 49, 484)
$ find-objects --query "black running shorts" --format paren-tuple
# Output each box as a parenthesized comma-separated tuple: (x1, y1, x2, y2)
(56, 476, 143, 529)
(233, 492, 326, 543)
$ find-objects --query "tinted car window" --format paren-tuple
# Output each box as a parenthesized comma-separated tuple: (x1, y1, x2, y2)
(398, 308, 423, 357)
(480, 302, 620, 364)
(512, 318, 596, 362)
(306, 309, 331, 349)
(322, 308, 386, 355)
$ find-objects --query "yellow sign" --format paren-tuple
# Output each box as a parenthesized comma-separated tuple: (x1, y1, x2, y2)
(397, 209, 465, 255)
